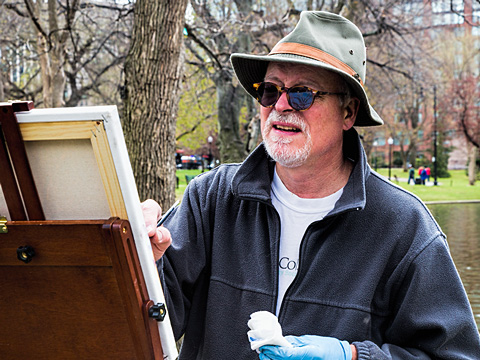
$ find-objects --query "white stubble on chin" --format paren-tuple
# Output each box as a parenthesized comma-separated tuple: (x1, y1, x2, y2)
(262, 110, 312, 168)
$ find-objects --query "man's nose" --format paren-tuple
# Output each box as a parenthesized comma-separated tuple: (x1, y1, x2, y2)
(274, 91, 294, 112)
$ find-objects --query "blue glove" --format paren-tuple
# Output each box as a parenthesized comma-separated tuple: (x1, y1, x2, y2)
(258, 335, 352, 360)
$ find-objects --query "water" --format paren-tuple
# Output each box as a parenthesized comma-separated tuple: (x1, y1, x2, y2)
(428, 203, 480, 329)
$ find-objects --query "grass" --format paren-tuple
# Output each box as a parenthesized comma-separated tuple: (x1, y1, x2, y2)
(175, 169, 204, 200)
(175, 168, 480, 203)
(374, 168, 480, 203)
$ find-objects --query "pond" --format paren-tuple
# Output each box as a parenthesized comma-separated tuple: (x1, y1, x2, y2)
(428, 203, 480, 330)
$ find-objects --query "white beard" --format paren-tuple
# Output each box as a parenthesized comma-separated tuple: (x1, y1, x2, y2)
(262, 110, 312, 168)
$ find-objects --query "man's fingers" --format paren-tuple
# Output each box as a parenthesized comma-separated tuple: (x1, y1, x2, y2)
(141, 199, 162, 229)
(141, 199, 173, 260)
(150, 226, 172, 261)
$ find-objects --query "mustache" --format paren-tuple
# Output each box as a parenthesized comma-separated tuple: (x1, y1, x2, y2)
(264, 110, 307, 132)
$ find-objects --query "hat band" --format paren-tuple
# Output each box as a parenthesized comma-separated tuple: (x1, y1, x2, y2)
(269, 42, 364, 87)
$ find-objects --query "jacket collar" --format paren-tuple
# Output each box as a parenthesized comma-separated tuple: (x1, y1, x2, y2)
(231, 128, 370, 214)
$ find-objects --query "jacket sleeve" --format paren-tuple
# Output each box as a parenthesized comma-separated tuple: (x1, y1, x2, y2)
(156, 178, 211, 341)
(353, 235, 480, 359)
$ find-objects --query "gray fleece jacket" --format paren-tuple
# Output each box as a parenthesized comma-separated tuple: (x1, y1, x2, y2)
(159, 129, 480, 359)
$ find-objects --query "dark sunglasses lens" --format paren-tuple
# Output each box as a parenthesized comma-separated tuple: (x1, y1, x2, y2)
(258, 83, 279, 107)
(288, 87, 314, 110)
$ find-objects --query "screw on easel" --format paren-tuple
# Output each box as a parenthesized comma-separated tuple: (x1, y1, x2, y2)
(17, 245, 35, 263)
(148, 303, 167, 322)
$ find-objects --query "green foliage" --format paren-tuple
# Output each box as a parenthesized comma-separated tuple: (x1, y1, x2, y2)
(393, 151, 403, 167)
(176, 64, 218, 153)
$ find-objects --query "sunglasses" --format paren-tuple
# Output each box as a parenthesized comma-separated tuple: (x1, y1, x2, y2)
(253, 82, 346, 111)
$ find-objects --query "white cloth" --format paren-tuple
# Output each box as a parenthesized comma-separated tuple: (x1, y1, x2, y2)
(247, 311, 292, 352)
(271, 167, 343, 315)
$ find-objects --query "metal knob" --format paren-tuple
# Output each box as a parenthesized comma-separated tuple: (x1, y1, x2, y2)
(17, 245, 35, 263)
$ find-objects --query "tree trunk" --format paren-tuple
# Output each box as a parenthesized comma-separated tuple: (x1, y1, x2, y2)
(214, 0, 252, 163)
(0, 68, 4, 101)
(468, 144, 477, 186)
(26, 0, 68, 108)
(215, 71, 247, 163)
(28, 0, 53, 107)
(47, 0, 66, 108)
(123, 0, 188, 209)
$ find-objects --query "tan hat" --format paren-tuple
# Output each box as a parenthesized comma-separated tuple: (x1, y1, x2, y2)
(230, 11, 383, 127)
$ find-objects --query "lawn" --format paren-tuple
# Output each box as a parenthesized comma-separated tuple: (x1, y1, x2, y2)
(176, 168, 480, 203)
(374, 168, 480, 203)
(175, 169, 205, 200)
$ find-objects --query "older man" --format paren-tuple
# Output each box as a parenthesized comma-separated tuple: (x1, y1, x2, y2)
(144, 11, 480, 360)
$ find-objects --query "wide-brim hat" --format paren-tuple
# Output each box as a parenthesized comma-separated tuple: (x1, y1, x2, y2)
(230, 11, 383, 127)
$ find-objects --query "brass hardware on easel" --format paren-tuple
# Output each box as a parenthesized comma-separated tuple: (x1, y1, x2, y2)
(0, 216, 7, 233)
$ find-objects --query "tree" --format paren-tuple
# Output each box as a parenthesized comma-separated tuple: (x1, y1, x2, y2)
(123, 0, 188, 208)
(176, 63, 218, 156)
(435, 31, 479, 184)
(185, 0, 258, 163)
(1, 0, 132, 108)
(24, 0, 74, 107)
(455, 75, 480, 185)
(354, 0, 438, 170)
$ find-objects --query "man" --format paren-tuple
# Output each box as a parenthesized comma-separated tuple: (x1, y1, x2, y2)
(143, 11, 480, 359)
(408, 164, 415, 185)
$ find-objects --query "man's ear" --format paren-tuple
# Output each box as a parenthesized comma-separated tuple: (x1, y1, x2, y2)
(343, 97, 360, 130)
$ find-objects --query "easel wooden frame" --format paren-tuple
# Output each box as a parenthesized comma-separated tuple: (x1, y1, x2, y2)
(0, 218, 163, 359)
(0, 102, 177, 359)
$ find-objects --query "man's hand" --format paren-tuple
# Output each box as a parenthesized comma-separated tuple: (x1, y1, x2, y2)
(259, 335, 355, 360)
(141, 199, 172, 261)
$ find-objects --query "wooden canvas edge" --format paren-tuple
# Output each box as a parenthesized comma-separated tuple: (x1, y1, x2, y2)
(101, 108, 179, 359)
(18, 120, 128, 219)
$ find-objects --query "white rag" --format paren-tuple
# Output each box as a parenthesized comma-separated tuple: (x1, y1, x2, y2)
(247, 311, 292, 353)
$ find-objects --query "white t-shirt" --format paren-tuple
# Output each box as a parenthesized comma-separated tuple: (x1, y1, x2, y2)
(271, 167, 343, 315)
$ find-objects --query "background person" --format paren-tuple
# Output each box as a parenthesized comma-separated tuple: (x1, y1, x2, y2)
(143, 11, 480, 360)
(407, 164, 415, 185)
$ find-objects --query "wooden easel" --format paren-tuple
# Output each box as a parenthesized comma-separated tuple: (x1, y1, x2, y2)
(0, 102, 165, 359)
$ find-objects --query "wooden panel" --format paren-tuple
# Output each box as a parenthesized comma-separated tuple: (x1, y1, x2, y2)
(0, 220, 162, 359)
(0, 266, 136, 359)
(0, 220, 111, 267)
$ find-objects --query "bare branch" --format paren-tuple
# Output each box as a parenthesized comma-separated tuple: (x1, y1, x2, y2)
(23, 0, 50, 44)
(450, 0, 480, 27)
(184, 23, 224, 71)
(4, 2, 27, 17)
(367, 59, 413, 80)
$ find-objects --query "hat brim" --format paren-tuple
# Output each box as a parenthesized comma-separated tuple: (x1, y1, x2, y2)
(231, 52, 383, 127)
